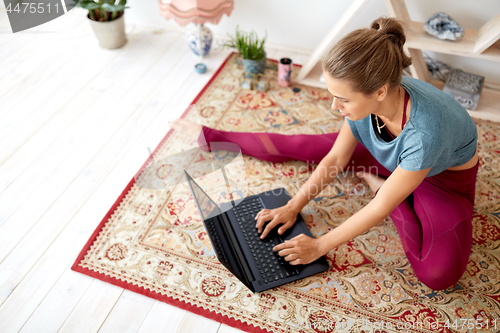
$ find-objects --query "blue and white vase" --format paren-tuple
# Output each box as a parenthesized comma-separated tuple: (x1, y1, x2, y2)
(186, 24, 213, 57)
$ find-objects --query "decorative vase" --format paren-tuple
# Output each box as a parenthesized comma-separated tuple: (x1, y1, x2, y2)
(186, 24, 213, 57)
(242, 56, 266, 76)
(87, 13, 127, 49)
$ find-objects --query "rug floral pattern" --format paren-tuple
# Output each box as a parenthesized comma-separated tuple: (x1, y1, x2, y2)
(74, 54, 500, 333)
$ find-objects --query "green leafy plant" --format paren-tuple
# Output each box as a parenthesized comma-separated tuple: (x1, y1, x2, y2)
(77, 0, 129, 22)
(221, 26, 267, 61)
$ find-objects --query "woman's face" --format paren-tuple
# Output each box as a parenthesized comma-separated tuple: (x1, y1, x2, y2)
(323, 71, 383, 121)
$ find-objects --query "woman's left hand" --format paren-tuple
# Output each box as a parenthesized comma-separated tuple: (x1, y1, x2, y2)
(273, 234, 324, 265)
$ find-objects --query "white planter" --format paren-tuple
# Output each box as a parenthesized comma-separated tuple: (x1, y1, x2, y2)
(87, 13, 127, 49)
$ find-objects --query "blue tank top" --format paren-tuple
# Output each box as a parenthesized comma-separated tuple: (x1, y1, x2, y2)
(346, 76, 478, 177)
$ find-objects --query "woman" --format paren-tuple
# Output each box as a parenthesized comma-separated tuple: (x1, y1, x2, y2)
(170, 17, 479, 290)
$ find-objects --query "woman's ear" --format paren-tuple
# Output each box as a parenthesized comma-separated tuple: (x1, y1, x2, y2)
(375, 84, 389, 101)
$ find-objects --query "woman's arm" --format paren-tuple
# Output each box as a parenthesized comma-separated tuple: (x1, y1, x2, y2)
(274, 165, 431, 265)
(256, 120, 359, 238)
(286, 120, 360, 214)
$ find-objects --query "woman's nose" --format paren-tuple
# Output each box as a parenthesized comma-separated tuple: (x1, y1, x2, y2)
(331, 98, 342, 111)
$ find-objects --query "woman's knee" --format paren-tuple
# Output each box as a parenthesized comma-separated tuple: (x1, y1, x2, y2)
(413, 221, 472, 290)
(415, 263, 463, 290)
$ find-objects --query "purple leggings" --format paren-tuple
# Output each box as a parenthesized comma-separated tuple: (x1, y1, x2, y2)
(199, 127, 479, 290)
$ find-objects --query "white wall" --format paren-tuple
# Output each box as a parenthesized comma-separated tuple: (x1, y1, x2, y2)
(125, 0, 500, 84)
(1, 0, 499, 82)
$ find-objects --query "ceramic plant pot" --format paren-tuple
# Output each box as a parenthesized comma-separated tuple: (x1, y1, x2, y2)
(87, 12, 127, 49)
(242, 56, 266, 76)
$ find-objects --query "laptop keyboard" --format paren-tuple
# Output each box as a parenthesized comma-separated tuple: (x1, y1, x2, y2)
(233, 197, 299, 284)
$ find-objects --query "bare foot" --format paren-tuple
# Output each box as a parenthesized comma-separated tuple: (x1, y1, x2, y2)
(168, 119, 203, 140)
(356, 171, 386, 193)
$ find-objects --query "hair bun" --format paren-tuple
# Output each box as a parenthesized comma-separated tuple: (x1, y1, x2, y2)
(371, 17, 406, 47)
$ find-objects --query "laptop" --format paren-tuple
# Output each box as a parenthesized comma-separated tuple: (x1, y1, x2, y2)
(184, 170, 329, 292)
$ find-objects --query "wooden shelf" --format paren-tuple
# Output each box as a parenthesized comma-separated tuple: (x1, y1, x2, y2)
(406, 21, 500, 62)
(431, 79, 500, 122)
(295, 0, 371, 87)
(297, 0, 500, 119)
(298, 61, 326, 88)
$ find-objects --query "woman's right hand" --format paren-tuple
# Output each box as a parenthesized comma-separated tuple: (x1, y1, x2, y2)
(254, 202, 300, 239)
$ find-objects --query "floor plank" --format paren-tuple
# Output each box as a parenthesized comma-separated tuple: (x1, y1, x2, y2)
(175, 312, 221, 333)
(0, 9, 85, 101)
(217, 325, 247, 333)
(0, 44, 230, 331)
(0, 19, 108, 143)
(86, 290, 155, 333)
(0, 37, 124, 201)
(48, 51, 230, 333)
(0, 32, 184, 262)
(0, 7, 59, 65)
(58, 280, 124, 333)
(0, 39, 190, 307)
(136, 302, 189, 333)
(17, 269, 94, 333)
(0, 51, 199, 333)
(0, 24, 166, 190)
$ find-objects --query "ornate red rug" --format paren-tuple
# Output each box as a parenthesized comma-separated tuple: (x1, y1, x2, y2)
(72, 53, 500, 333)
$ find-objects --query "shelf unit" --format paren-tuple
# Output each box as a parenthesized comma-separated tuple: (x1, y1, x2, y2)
(296, 0, 500, 121)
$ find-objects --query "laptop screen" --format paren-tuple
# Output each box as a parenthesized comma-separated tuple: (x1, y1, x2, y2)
(184, 171, 223, 220)
(184, 170, 253, 290)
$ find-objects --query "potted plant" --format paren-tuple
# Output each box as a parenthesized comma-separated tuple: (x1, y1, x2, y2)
(77, 0, 129, 49)
(221, 26, 267, 76)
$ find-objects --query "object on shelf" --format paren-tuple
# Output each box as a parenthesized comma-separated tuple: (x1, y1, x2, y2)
(424, 53, 451, 81)
(158, 0, 234, 56)
(423, 12, 464, 41)
(297, 0, 500, 95)
(443, 69, 484, 110)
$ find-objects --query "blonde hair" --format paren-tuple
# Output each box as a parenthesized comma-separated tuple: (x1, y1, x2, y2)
(322, 17, 412, 95)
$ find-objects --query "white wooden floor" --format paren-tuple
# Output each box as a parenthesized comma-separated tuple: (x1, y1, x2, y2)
(0, 6, 311, 333)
